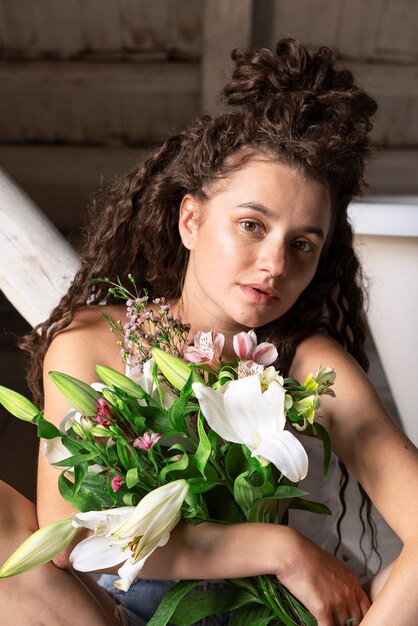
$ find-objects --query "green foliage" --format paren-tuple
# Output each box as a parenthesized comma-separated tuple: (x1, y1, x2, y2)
(58, 474, 103, 512)
(2, 286, 335, 626)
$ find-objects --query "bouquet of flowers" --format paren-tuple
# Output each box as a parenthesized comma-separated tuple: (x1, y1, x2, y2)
(0, 276, 336, 626)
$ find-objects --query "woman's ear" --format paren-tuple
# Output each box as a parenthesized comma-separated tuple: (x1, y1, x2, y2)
(178, 194, 201, 251)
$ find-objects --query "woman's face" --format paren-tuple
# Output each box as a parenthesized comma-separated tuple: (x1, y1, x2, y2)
(178, 157, 331, 335)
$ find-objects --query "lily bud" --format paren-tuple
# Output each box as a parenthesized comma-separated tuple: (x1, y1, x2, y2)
(49, 372, 100, 416)
(151, 348, 192, 391)
(95, 365, 147, 399)
(0, 386, 40, 422)
(71, 420, 90, 439)
(0, 518, 78, 578)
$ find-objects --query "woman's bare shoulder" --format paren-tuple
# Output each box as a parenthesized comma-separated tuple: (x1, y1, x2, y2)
(289, 332, 361, 381)
(44, 305, 126, 381)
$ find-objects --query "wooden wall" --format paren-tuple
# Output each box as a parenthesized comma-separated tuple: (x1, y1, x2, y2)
(0, 0, 417, 499)
(252, 0, 418, 193)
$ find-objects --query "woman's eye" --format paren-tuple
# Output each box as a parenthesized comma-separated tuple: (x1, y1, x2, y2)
(240, 220, 262, 233)
(293, 240, 313, 253)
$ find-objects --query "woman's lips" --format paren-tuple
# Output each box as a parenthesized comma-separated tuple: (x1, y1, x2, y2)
(240, 285, 278, 306)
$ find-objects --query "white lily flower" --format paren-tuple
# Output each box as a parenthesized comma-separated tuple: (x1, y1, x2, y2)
(192, 375, 308, 482)
(70, 479, 189, 591)
(72, 507, 136, 535)
(128, 358, 176, 409)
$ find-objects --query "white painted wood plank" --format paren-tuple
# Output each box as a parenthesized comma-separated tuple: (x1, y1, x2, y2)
(377, 0, 418, 59)
(341, 61, 418, 146)
(337, 0, 385, 59)
(354, 233, 418, 444)
(265, 0, 341, 48)
(366, 149, 418, 195)
(201, 0, 253, 114)
(254, 0, 417, 62)
(0, 61, 200, 143)
(348, 62, 418, 98)
(0, 167, 79, 326)
(0, 0, 202, 58)
(0, 146, 148, 230)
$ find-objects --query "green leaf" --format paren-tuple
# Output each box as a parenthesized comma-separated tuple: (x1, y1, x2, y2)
(126, 467, 140, 489)
(234, 472, 274, 515)
(58, 473, 102, 511)
(204, 486, 245, 523)
(36, 415, 62, 439)
(278, 583, 317, 626)
(242, 445, 272, 481)
(289, 497, 331, 515)
(182, 369, 205, 398)
(195, 411, 211, 477)
(52, 451, 99, 468)
(187, 478, 226, 494)
(207, 429, 221, 457)
(274, 485, 309, 499)
(228, 604, 272, 626)
(159, 453, 189, 482)
(116, 440, 139, 470)
(312, 422, 332, 480)
(147, 580, 203, 626)
(79, 472, 114, 508)
(225, 444, 252, 481)
(171, 586, 257, 626)
(95, 365, 147, 399)
(0, 385, 40, 422)
(167, 395, 190, 433)
(73, 463, 88, 496)
(249, 497, 289, 524)
(122, 492, 141, 506)
(49, 372, 100, 416)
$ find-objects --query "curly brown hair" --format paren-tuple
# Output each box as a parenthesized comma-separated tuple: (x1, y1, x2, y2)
(20, 38, 377, 408)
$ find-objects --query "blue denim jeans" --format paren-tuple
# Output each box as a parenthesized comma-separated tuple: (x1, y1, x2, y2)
(99, 575, 229, 625)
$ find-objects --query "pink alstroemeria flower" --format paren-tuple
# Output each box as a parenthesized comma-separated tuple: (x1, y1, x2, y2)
(133, 432, 162, 451)
(93, 398, 112, 427)
(184, 330, 225, 370)
(233, 330, 278, 366)
(237, 359, 264, 379)
(111, 475, 123, 492)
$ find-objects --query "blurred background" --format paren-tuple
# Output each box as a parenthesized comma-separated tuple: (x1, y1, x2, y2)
(0, 0, 416, 571)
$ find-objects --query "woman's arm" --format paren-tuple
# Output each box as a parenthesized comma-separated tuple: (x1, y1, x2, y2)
(37, 306, 127, 563)
(290, 333, 418, 625)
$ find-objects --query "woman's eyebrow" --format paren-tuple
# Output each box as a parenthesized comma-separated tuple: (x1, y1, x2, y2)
(237, 202, 272, 216)
(236, 202, 325, 240)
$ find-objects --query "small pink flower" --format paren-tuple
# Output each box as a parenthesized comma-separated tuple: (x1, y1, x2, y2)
(93, 415, 112, 426)
(111, 475, 123, 492)
(184, 330, 225, 370)
(93, 398, 112, 426)
(96, 398, 112, 419)
(233, 330, 278, 366)
(133, 431, 162, 450)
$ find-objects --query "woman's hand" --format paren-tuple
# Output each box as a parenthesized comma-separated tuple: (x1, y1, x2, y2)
(275, 529, 371, 626)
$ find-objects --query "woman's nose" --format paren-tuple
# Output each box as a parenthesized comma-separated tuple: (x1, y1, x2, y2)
(258, 240, 288, 278)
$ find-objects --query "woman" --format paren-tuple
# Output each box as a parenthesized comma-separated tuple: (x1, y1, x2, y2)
(1, 39, 417, 625)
